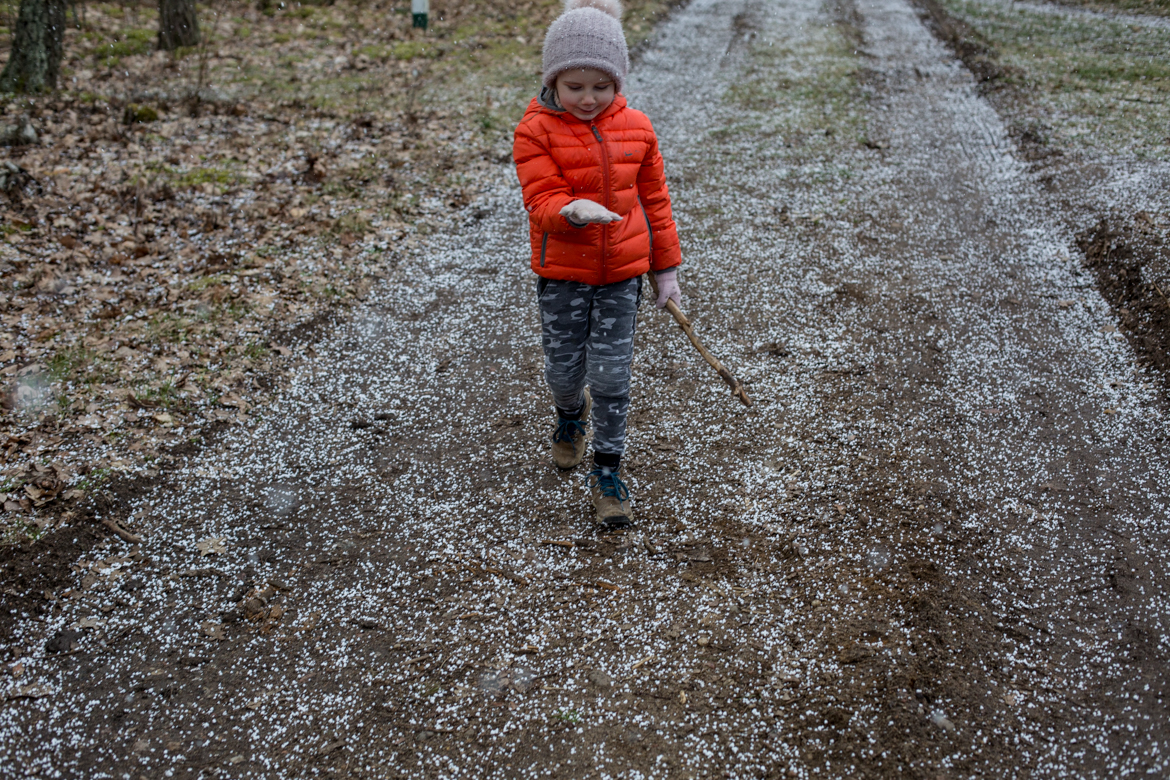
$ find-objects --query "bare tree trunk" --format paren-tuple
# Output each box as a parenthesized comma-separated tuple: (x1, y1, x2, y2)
(0, 0, 67, 93)
(157, 0, 198, 51)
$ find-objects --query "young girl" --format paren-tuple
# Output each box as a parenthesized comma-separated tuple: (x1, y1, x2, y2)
(513, 0, 682, 527)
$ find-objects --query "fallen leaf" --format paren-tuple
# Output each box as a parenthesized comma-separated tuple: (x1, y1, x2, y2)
(196, 537, 227, 556)
(200, 620, 226, 641)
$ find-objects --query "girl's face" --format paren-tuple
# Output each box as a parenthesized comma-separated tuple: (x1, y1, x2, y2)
(555, 68, 616, 122)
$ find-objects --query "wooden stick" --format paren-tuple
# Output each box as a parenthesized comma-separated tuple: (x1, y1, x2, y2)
(102, 519, 142, 544)
(648, 274, 752, 407)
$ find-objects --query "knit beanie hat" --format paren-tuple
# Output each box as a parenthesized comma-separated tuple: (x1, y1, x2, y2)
(542, 0, 629, 94)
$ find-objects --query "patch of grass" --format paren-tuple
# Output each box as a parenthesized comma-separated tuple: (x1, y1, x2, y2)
(174, 166, 244, 190)
(146, 312, 192, 344)
(74, 467, 113, 493)
(46, 347, 100, 383)
(144, 160, 245, 192)
(939, 0, 1170, 158)
(188, 273, 234, 292)
(1, 517, 42, 547)
(719, 11, 868, 169)
(243, 342, 269, 359)
(391, 40, 444, 61)
(134, 380, 182, 409)
(0, 221, 33, 236)
(354, 43, 395, 60)
(553, 708, 582, 724)
(93, 28, 154, 66)
(329, 212, 373, 235)
(1049, 0, 1170, 17)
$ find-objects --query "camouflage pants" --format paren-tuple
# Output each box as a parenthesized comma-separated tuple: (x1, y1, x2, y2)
(537, 276, 642, 456)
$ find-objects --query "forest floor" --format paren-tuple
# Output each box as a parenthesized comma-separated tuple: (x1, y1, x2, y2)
(1, 0, 1169, 777)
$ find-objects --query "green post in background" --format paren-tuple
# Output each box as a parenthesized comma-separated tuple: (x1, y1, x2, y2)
(412, 0, 428, 29)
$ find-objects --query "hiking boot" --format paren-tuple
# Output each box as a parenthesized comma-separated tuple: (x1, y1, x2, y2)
(551, 389, 592, 470)
(588, 466, 633, 528)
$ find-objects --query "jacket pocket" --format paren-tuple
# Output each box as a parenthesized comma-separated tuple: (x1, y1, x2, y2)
(638, 198, 653, 257)
(540, 231, 549, 268)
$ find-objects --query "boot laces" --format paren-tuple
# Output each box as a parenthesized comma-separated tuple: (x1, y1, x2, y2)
(588, 468, 629, 501)
(554, 418, 587, 444)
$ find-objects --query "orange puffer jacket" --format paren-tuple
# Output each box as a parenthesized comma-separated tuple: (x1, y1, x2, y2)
(513, 93, 681, 285)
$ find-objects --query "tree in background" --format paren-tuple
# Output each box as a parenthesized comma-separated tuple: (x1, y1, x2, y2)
(0, 0, 67, 93)
(158, 0, 200, 51)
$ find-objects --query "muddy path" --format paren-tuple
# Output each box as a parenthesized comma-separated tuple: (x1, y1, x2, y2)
(2, 0, 1168, 777)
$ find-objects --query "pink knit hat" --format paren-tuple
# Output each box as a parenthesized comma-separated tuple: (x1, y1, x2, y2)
(542, 0, 629, 94)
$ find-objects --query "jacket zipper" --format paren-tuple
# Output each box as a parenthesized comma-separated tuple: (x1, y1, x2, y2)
(540, 231, 549, 267)
(591, 125, 611, 284)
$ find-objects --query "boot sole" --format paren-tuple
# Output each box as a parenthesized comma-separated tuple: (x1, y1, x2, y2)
(596, 513, 633, 529)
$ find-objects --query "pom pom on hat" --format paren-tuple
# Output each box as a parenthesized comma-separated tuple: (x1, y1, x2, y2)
(564, 0, 622, 19)
(542, 0, 629, 93)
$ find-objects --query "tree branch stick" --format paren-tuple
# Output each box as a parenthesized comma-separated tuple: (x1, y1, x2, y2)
(648, 274, 752, 407)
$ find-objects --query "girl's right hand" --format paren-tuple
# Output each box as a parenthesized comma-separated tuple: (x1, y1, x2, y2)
(560, 199, 623, 225)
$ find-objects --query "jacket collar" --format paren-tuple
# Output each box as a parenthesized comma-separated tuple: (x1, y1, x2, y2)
(536, 89, 627, 123)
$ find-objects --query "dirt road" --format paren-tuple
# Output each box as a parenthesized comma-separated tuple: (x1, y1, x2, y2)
(2, 0, 1167, 776)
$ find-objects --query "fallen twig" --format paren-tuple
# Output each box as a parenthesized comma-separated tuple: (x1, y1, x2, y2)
(582, 633, 605, 650)
(539, 539, 574, 548)
(102, 519, 142, 544)
(482, 565, 530, 586)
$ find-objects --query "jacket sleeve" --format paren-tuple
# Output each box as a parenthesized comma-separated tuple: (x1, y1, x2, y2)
(636, 129, 682, 272)
(513, 120, 579, 235)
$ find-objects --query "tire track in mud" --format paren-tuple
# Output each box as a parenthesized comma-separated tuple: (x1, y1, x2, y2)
(1, 0, 1167, 777)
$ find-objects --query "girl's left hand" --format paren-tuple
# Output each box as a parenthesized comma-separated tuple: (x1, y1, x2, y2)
(655, 268, 681, 309)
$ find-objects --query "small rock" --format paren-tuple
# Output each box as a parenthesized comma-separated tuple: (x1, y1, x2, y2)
(838, 643, 874, 665)
(0, 117, 36, 146)
(697, 636, 710, 647)
(45, 629, 83, 654)
(227, 755, 244, 765)
(415, 730, 435, 743)
(929, 710, 956, 733)
(587, 669, 613, 688)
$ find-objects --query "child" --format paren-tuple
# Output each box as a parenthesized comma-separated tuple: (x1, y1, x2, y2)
(513, 0, 682, 528)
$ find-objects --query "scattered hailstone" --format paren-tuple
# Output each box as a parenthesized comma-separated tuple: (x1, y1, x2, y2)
(866, 546, 891, 570)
